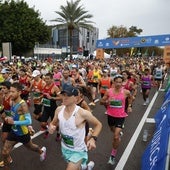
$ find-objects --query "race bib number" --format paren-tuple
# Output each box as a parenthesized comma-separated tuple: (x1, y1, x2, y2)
(156, 71, 161, 77)
(54, 79, 60, 82)
(111, 72, 116, 77)
(62, 134, 74, 148)
(42, 98, 51, 107)
(4, 110, 11, 116)
(101, 85, 108, 90)
(33, 92, 41, 98)
(142, 81, 150, 86)
(110, 99, 122, 108)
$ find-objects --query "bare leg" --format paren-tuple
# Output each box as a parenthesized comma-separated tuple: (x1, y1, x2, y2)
(66, 159, 82, 170)
(24, 140, 42, 154)
(2, 140, 17, 170)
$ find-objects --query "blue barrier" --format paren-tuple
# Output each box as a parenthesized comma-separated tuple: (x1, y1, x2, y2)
(142, 88, 170, 170)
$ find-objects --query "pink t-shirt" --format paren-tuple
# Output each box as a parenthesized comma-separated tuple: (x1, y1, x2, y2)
(53, 72, 62, 86)
(106, 88, 128, 118)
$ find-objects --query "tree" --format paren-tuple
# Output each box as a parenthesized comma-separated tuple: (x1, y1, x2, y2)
(107, 25, 142, 38)
(127, 26, 143, 37)
(52, 0, 94, 60)
(107, 25, 128, 38)
(0, 0, 50, 56)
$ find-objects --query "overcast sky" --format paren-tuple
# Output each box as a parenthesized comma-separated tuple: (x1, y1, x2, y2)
(24, 0, 170, 39)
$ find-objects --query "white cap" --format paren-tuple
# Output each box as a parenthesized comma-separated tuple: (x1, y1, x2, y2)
(42, 63, 47, 67)
(32, 70, 40, 77)
(103, 69, 108, 73)
(72, 64, 77, 68)
(1, 68, 10, 74)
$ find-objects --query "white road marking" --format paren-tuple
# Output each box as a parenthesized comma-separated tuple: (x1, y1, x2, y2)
(115, 90, 159, 170)
(14, 131, 45, 149)
(146, 118, 155, 123)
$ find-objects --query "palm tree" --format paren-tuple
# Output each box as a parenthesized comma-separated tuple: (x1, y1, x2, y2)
(52, 0, 94, 60)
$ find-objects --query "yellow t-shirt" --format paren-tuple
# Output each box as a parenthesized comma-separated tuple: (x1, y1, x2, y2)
(0, 74, 4, 83)
(93, 70, 101, 82)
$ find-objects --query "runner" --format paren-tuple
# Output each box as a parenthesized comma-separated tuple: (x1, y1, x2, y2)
(29, 70, 46, 122)
(140, 68, 154, 105)
(100, 74, 132, 165)
(41, 73, 61, 139)
(1, 68, 13, 83)
(153, 62, 165, 90)
(2, 82, 46, 170)
(48, 85, 102, 170)
(18, 68, 31, 105)
(109, 62, 120, 79)
(53, 66, 62, 88)
(0, 82, 13, 168)
(71, 68, 86, 87)
(87, 65, 102, 106)
(99, 69, 111, 98)
(121, 70, 137, 110)
(61, 68, 75, 90)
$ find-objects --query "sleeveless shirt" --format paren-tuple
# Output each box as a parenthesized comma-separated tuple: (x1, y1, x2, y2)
(141, 75, 151, 89)
(107, 88, 127, 118)
(58, 105, 87, 151)
(11, 100, 29, 136)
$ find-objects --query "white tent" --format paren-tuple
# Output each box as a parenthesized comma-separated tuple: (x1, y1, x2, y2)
(93, 50, 110, 59)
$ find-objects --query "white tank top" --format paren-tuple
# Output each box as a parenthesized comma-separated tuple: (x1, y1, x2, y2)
(58, 105, 87, 151)
(154, 67, 163, 79)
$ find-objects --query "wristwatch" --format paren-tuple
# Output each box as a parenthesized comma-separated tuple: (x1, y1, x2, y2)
(91, 136, 97, 141)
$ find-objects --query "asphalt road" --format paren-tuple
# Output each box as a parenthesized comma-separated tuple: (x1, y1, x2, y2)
(0, 84, 165, 170)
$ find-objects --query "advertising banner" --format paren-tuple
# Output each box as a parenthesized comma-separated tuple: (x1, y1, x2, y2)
(142, 93, 170, 170)
(142, 112, 170, 170)
(96, 34, 170, 49)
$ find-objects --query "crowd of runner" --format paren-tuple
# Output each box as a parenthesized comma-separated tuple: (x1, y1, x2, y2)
(0, 55, 166, 169)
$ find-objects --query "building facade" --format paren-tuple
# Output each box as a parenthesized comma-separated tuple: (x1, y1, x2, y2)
(52, 25, 99, 55)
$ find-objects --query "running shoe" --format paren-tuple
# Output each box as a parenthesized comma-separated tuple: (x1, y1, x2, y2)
(0, 159, 13, 167)
(143, 102, 147, 106)
(146, 98, 149, 104)
(81, 164, 87, 170)
(87, 161, 95, 170)
(108, 155, 116, 165)
(40, 147, 46, 161)
(0, 161, 4, 168)
(120, 131, 124, 137)
(89, 102, 95, 106)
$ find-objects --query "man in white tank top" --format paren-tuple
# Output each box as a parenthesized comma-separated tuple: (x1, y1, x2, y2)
(49, 85, 102, 170)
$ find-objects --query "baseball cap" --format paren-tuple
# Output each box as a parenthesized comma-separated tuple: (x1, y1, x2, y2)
(32, 70, 41, 77)
(61, 85, 78, 96)
(1, 68, 10, 74)
(103, 69, 109, 73)
(72, 64, 77, 68)
(42, 63, 47, 67)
